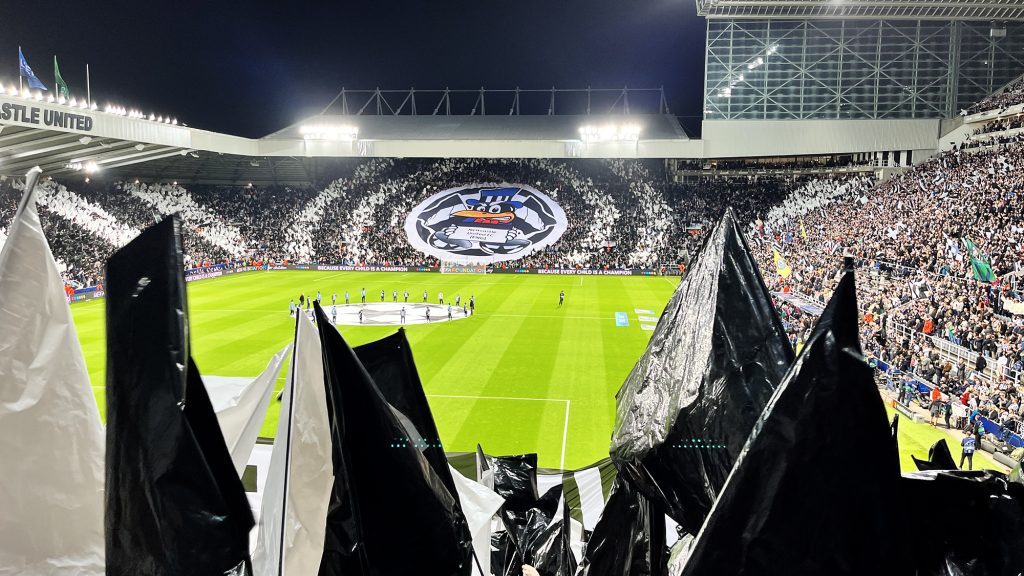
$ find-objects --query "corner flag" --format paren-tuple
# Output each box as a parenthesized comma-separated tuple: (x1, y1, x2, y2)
(54, 56, 69, 99)
(18, 47, 48, 91)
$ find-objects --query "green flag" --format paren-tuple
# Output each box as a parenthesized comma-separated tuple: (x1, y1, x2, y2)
(971, 257, 995, 283)
(963, 237, 977, 258)
(53, 56, 69, 99)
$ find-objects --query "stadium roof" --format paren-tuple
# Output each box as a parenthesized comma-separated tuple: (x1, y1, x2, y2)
(0, 90, 946, 185)
(695, 0, 1024, 21)
(0, 123, 189, 179)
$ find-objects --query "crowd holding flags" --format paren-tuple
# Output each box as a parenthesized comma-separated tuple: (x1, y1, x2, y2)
(3, 165, 1024, 576)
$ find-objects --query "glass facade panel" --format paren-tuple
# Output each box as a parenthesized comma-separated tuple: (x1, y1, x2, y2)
(704, 20, 1024, 119)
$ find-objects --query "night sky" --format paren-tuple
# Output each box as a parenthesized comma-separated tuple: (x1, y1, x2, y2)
(2, 0, 706, 138)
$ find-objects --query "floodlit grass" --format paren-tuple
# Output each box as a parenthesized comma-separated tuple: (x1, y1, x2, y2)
(886, 406, 1003, 472)
(72, 270, 678, 469)
(71, 269, 1005, 472)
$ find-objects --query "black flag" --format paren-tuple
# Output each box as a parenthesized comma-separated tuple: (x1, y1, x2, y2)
(901, 470, 1024, 573)
(312, 304, 473, 575)
(577, 475, 667, 576)
(104, 218, 253, 575)
(911, 439, 958, 471)
(679, 268, 902, 576)
(610, 208, 794, 534)
(354, 329, 458, 499)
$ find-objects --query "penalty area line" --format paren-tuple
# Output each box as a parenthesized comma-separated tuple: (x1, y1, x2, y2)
(561, 400, 570, 470)
(427, 394, 571, 468)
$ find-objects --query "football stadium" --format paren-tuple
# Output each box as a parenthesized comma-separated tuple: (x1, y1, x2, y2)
(3, 1, 1024, 575)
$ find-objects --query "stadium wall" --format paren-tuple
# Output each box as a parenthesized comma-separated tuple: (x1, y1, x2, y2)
(701, 119, 940, 158)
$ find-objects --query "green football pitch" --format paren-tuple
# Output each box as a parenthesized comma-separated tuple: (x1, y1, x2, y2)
(70, 270, 1004, 472)
(71, 270, 678, 469)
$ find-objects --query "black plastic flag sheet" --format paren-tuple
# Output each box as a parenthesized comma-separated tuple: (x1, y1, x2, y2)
(312, 304, 474, 576)
(0, 168, 105, 576)
(251, 312, 333, 576)
(104, 217, 255, 576)
(911, 439, 958, 472)
(678, 269, 902, 576)
(353, 328, 458, 500)
(900, 470, 1024, 574)
(577, 475, 667, 576)
(609, 208, 794, 534)
(526, 492, 577, 576)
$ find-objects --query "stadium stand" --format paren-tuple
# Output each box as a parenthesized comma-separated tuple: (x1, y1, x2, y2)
(968, 73, 1024, 114)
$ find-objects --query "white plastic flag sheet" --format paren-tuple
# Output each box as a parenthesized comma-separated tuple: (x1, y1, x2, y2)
(0, 167, 105, 575)
(208, 345, 291, 476)
(449, 465, 505, 576)
(252, 315, 333, 576)
(572, 466, 607, 532)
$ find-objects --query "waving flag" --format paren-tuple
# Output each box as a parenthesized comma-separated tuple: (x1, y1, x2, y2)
(18, 47, 48, 91)
(53, 56, 69, 99)
(0, 168, 104, 576)
(773, 248, 792, 278)
(971, 257, 996, 283)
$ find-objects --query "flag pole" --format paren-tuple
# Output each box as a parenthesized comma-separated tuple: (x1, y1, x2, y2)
(19, 47, 23, 93)
(86, 64, 91, 106)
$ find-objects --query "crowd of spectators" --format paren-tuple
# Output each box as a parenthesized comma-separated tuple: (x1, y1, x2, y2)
(748, 133, 1024, 441)
(967, 74, 1024, 115)
(2, 147, 1022, 406)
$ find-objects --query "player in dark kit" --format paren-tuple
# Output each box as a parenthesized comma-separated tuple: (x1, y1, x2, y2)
(559, 290, 565, 307)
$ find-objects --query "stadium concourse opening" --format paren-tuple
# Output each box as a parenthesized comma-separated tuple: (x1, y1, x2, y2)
(309, 302, 471, 325)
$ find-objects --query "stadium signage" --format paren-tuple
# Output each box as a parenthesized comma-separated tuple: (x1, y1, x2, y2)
(0, 102, 93, 131)
(404, 184, 567, 264)
(535, 268, 635, 276)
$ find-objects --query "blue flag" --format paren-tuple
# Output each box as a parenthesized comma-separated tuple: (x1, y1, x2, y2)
(18, 47, 48, 91)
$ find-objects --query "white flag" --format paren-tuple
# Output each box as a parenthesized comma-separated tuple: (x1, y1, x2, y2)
(252, 314, 333, 576)
(449, 465, 505, 576)
(207, 345, 291, 477)
(0, 167, 105, 575)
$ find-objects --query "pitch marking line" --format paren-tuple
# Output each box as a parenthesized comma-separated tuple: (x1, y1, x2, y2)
(426, 394, 570, 470)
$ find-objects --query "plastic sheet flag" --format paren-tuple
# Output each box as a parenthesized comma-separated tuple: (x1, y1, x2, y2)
(354, 329, 458, 501)
(528, 495, 577, 576)
(614, 312, 629, 327)
(0, 167, 104, 576)
(900, 470, 1024, 574)
(610, 209, 794, 534)
(911, 439, 958, 471)
(449, 465, 505, 576)
(207, 345, 291, 476)
(577, 475, 667, 576)
(251, 313, 332, 576)
(104, 217, 254, 575)
(312, 303, 474, 575)
(679, 268, 901, 576)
